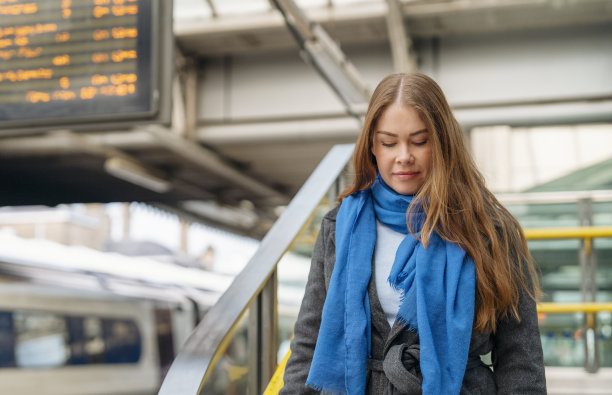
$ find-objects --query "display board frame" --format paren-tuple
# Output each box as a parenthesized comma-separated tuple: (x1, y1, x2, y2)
(0, 0, 173, 136)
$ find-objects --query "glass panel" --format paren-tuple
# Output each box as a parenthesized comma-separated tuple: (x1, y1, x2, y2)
(155, 308, 176, 380)
(7, 309, 143, 368)
(101, 318, 142, 364)
(66, 316, 87, 365)
(14, 311, 70, 368)
(509, 198, 612, 369)
(510, 201, 583, 367)
(84, 317, 105, 364)
(528, 239, 581, 303)
(595, 238, 612, 300)
(0, 311, 15, 367)
(276, 183, 338, 363)
(539, 312, 584, 366)
(505, 202, 579, 229)
(199, 312, 249, 395)
(598, 311, 612, 367)
(593, 202, 612, 226)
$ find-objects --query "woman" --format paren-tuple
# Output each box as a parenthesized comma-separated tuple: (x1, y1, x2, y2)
(281, 73, 546, 394)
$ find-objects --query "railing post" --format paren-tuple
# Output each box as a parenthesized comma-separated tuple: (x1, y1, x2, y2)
(261, 270, 278, 391)
(248, 271, 278, 394)
(578, 198, 599, 373)
(248, 291, 259, 394)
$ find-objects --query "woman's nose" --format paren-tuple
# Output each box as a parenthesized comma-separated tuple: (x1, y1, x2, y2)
(397, 148, 415, 164)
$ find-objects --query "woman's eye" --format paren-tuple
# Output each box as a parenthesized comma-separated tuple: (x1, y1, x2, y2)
(381, 142, 395, 147)
(413, 140, 427, 146)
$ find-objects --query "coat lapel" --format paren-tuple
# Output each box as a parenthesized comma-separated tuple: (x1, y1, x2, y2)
(368, 258, 391, 343)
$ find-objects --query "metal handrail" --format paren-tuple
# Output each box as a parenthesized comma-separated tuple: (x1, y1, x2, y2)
(158, 144, 354, 395)
(524, 223, 611, 374)
(524, 227, 612, 240)
(538, 302, 612, 314)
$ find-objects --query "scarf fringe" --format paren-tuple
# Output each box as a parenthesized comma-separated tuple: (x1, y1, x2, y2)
(391, 283, 419, 333)
(395, 315, 418, 333)
(395, 284, 408, 304)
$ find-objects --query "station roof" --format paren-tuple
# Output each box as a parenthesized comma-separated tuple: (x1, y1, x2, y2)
(2, 0, 611, 239)
(526, 156, 612, 193)
(175, 0, 375, 20)
(173, 0, 612, 56)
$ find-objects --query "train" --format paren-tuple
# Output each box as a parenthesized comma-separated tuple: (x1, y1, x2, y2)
(0, 231, 232, 395)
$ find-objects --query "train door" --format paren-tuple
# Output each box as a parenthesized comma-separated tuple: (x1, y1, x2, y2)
(154, 308, 175, 380)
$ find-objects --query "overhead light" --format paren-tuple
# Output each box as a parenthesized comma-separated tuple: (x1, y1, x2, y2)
(104, 157, 171, 193)
(182, 200, 258, 229)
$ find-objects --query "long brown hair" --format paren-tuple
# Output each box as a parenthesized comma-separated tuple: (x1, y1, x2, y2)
(340, 73, 540, 333)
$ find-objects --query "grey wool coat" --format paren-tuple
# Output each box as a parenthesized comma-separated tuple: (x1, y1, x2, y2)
(281, 206, 547, 394)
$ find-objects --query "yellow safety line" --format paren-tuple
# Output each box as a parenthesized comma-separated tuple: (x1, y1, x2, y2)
(263, 349, 291, 395)
(537, 302, 612, 313)
(524, 226, 612, 240)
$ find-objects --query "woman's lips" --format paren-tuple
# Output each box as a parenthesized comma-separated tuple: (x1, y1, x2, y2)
(393, 171, 419, 180)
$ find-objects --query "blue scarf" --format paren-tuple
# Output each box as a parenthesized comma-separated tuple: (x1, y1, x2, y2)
(306, 175, 476, 394)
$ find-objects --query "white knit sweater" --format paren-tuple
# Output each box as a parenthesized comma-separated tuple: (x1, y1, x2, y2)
(374, 220, 403, 326)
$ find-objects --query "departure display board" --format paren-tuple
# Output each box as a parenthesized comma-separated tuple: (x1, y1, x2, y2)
(0, 0, 173, 134)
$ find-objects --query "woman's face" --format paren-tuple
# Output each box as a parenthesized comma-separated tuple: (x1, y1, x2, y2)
(371, 103, 433, 195)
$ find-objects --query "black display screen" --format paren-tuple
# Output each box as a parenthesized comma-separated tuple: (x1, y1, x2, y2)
(0, 0, 172, 134)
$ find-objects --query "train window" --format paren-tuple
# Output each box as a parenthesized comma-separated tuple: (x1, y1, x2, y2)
(2, 309, 142, 368)
(155, 308, 175, 379)
(101, 318, 142, 364)
(66, 316, 87, 365)
(13, 311, 70, 368)
(0, 311, 16, 367)
(83, 317, 105, 364)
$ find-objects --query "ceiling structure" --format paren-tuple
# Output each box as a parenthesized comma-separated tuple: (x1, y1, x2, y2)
(2, 0, 611, 238)
(175, 0, 612, 56)
(0, 127, 285, 237)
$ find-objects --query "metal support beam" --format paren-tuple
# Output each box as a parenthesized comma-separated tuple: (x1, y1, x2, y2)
(248, 271, 278, 394)
(261, 271, 278, 389)
(385, 0, 417, 72)
(174, 49, 199, 141)
(578, 198, 599, 373)
(271, 0, 370, 117)
(0, 131, 199, 197)
(205, 0, 218, 18)
(171, 74, 187, 138)
(146, 128, 288, 204)
(184, 62, 199, 142)
(0, 127, 287, 204)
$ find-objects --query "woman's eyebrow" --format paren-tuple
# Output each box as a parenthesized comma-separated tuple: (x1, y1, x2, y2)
(410, 129, 428, 136)
(376, 131, 398, 137)
(375, 129, 428, 137)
